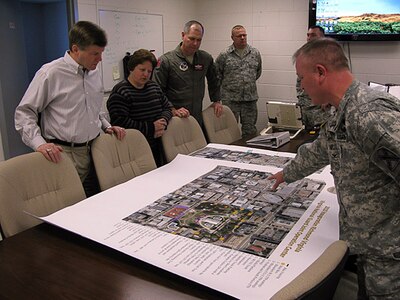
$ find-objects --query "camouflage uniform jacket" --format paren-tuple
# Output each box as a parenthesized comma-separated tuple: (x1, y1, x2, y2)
(283, 80, 400, 258)
(296, 77, 332, 129)
(153, 44, 220, 124)
(215, 44, 262, 103)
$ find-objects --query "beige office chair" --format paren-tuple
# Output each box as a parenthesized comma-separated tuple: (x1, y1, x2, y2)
(271, 240, 349, 300)
(161, 116, 207, 163)
(202, 105, 241, 144)
(91, 129, 157, 191)
(0, 152, 86, 238)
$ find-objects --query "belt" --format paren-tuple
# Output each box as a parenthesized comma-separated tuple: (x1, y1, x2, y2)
(49, 138, 95, 148)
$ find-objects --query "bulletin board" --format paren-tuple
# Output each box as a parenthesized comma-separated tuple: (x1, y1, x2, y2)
(98, 10, 163, 91)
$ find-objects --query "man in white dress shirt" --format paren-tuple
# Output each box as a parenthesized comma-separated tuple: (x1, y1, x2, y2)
(15, 21, 126, 196)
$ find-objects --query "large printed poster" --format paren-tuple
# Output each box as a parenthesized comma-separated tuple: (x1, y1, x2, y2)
(41, 144, 339, 299)
(125, 165, 325, 259)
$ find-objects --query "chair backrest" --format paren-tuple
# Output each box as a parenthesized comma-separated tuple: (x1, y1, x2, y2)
(0, 152, 86, 238)
(202, 105, 241, 144)
(91, 129, 157, 191)
(161, 116, 207, 163)
(271, 240, 349, 300)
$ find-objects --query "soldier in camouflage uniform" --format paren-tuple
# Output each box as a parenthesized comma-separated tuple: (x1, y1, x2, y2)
(297, 26, 332, 130)
(296, 77, 332, 130)
(154, 20, 222, 126)
(215, 25, 262, 137)
(270, 38, 400, 299)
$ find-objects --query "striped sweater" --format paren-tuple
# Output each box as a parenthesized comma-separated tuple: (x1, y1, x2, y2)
(107, 80, 172, 147)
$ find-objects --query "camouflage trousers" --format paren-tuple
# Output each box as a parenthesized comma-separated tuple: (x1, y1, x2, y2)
(224, 100, 257, 137)
(300, 105, 331, 130)
(357, 254, 400, 299)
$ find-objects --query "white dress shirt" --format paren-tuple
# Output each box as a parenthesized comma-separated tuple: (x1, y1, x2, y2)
(15, 51, 110, 150)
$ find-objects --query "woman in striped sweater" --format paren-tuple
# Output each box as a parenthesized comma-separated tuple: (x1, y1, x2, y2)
(107, 49, 172, 166)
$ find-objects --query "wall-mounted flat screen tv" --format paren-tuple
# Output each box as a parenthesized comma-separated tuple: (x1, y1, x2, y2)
(309, 0, 400, 41)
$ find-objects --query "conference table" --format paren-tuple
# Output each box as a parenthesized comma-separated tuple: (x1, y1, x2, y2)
(0, 130, 317, 299)
(0, 222, 229, 299)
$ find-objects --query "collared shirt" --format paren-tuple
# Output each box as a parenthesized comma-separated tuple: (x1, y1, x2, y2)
(15, 51, 110, 150)
(283, 80, 400, 257)
(215, 44, 262, 103)
(153, 44, 220, 124)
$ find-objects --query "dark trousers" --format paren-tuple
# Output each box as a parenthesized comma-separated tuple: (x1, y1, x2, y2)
(82, 154, 101, 197)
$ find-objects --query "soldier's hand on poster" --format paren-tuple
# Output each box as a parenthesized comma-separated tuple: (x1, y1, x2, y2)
(268, 171, 284, 190)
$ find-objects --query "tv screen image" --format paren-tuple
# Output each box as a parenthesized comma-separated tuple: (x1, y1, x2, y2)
(309, 0, 400, 41)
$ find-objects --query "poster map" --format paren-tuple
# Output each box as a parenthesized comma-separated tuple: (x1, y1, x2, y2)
(41, 146, 338, 300)
(125, 165, 325, 258)
(192, 145, 325, 173)
(192, 147, 292, 168)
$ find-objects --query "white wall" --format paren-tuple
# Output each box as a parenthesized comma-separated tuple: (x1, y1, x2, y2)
(77, 0, 400, 131)
(77, 0, 197, 52)
(198, 0, 400, 130)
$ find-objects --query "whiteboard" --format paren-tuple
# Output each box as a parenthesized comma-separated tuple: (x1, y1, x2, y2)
(99, 10, 163, 91)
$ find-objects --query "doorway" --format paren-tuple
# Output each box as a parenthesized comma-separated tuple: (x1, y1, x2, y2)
(0, 0, 75, 160)
(20, 0, 70, 81)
